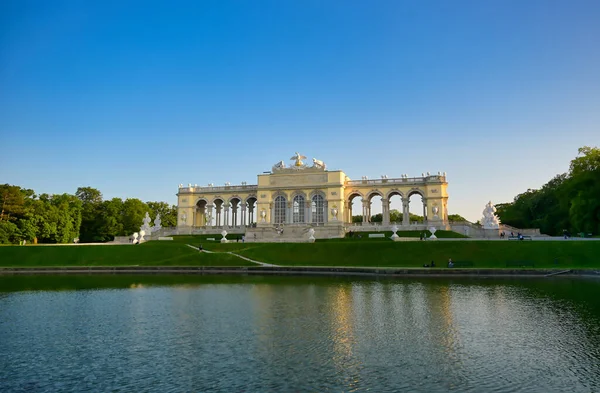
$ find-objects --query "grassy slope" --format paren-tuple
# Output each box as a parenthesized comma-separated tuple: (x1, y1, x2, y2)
(0, 242, 253, 267)
(235, 241, 600, 268)
(1, 236, 599, 269)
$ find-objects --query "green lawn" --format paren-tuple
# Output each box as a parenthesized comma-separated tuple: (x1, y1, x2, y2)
(326, 229, 468, 241)
(0, 242, 253, 267)
(1, 237, 599, 269)
(234, 240, 600, 269)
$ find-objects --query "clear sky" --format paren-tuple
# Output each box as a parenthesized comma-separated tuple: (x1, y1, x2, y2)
(1, 0, 598, 221)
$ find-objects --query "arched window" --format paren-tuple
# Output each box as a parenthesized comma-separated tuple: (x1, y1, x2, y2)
(274, 196, 286, 224)
(293, 195, 305, 223)
(311, 194, 326, 223)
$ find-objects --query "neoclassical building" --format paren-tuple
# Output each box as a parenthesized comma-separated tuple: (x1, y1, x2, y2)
(176, 153, 448, 239)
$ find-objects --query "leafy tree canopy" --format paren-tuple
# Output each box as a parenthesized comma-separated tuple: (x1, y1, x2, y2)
(496, 146, 600, 236)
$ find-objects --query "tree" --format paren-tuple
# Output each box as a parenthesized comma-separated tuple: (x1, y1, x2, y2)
(122, 198, 149, 235)
(0, 184, 25, 221)
(75, 187, 103, 205)
(76, 187, 103, 242)
(96, 198, 125, 241)
(496, 146, 600, 235)
(370, 213, 383, 222)
(50, 194, 82, 243)
(570, 146, 600, 176)
(390, 209, 402, 222)
(0, 220, 20, 244)
(448, 214, 467, 222)
(146, 201, 177, 227)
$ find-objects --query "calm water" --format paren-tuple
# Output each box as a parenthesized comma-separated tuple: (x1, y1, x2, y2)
(1, 275, 599, 392)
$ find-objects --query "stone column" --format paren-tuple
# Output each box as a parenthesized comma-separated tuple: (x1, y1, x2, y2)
(241, 203, 246, 226)
(382, 198, 390, 225)
(402, 198, 409, 226)
(306, 201, 311, 224)
(346, 202, 352, 224)
(271, 203, 275, 224)
(286, 202, 292, 224)
(362, 200, 369, 223)
(422, 198, 428, 224)
(207, 204, 214, 227)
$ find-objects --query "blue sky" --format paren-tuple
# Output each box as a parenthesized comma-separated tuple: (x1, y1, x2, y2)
(1, 0, 598, 221)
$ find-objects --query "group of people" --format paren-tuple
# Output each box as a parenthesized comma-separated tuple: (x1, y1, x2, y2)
(423, 258, 455, 268)
(347, 231, 362, 239)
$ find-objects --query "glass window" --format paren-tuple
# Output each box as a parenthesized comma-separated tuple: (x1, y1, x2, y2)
(311, 194, 326, 223)
(293, 195, 305, 223)
(274, 196, 286, 224)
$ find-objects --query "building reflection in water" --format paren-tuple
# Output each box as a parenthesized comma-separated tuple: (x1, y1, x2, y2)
(328, 284, 361, 391)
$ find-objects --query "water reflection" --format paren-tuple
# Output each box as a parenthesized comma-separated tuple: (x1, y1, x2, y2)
(0, 276, 599, 392)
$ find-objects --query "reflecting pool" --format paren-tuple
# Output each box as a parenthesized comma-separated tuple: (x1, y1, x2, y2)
(1, 275, 599, 392)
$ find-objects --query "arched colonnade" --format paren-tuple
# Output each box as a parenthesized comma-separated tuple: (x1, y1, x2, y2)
(194, 196, 258, 227)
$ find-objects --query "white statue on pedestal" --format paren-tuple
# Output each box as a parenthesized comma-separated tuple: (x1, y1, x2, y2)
(139, 230, 146, 242)
(390, 224, 399, 240)
(432, 206, 439, 219)
(330, 205, 338, 220)
(140, 212, 152, 234)
(429, 227, 437, 239)
(481, 201, 501, 229)
(132, 232, 139, 244)
(153, 214, 162, 232)
(221, 230, 228, 243)
(308, 228, 315, 243)
(260, 209, 267, 223)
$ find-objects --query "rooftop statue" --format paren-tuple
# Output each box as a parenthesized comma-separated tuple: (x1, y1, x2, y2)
(290, 152, 307, 167)
(272, 160, 286, 171)
(312, 158, 326, 170)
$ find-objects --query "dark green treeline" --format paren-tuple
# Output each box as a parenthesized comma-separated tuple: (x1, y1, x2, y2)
(496, 146, 600, 236)
(0, 186, 176, 244)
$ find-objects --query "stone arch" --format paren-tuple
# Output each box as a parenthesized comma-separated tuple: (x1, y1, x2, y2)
(347, 191, 365, 224)
(407, 189, 426, 224)
(227, 195, 242, 204)
(386, 189, 404, 200)
(386, 190, 404, 224)
(366, 191, 384, 223)
(309, 189, 326, 199)
(407, 188, 425, 198)
(244, 195, 258, 226)
(366, 190, 384, 201)
(227, 196, 243, 226)
(194, 198, 209, 227)
(212, 198, 225, 227)
(271, 190, 288, 200)
(244, 194, 258, 205)
(195, 197, 210, 206)
(211, 197, 225, 205)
